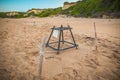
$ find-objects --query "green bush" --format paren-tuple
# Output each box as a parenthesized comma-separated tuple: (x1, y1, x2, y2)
(0, 12, 8, 18)
(0, 12, 25, 18)
(63, 0, 120, 17)
(36, 7, 62, 17)
(10, 12, 25, 18)
(0, 0, 119, 18)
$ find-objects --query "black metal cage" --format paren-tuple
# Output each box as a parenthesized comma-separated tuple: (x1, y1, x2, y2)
(46, 25, 78, 54)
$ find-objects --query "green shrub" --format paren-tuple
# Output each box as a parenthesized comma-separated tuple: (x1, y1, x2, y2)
(0, 12, 8, 18)
(10, 12, 25, 18)
(36, 7, 62, 17)
(63, 0, 120, 17)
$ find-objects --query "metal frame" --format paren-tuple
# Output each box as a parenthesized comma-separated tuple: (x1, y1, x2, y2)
(46, 25, 78, 54)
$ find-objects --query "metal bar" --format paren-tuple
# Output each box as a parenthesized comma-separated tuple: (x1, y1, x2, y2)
(49, 41, 75, 45)
(60, 46, 76, 50)
(47, 45, 58, 50)
(57, 28, 62, 54)
(47, 45, 76, 51)
(49, 40, 70, 44)
(46, 26, 55, 47)
(64, 41, 75, 45)
(61, 28, 64, 44)
(64, 41, 78, 47)
(68, 25, 78, 49)
(49, 41, 58, 44)
(51, 26, 72, 30)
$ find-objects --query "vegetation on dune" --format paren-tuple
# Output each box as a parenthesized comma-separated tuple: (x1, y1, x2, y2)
(0, 12, 7, 18)
(27, 12, 36, 17)
(36, 7, 62, 17)
(0, 12, 25, 18)
(62, 0, 120, 17)
(10, 12, 26, 18)
(0, 0, 120, 18)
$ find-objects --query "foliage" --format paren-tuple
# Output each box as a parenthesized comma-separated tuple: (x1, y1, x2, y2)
(62, 0, 120, 17)
(0, 12, 8, 18)
(11, 12, 26, 18)
(0, 0, 120, 18)
(27, 12, 36, 17)
(36, 7, 62, 17)
(0, 12, 25, 18)
(64, 2, 69, 4)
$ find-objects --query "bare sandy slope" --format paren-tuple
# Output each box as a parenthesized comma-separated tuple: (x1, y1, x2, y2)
(0, 17, 120, 80)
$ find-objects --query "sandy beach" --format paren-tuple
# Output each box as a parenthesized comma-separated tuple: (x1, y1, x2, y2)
(0, 17, 120, 80)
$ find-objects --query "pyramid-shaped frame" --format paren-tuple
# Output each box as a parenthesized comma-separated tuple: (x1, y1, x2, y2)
(46, 25, 78, 54)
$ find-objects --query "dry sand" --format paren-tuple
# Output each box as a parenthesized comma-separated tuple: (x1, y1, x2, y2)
(0, 17, 120, 80)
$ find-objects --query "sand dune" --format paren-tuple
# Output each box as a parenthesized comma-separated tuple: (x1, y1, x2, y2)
(0, 17, 120, 80)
